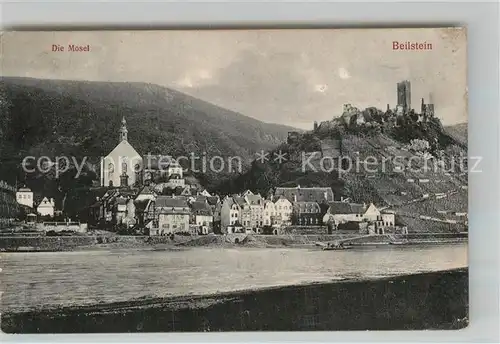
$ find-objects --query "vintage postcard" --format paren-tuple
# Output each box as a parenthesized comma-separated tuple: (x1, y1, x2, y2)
(0, 28, 468, 333)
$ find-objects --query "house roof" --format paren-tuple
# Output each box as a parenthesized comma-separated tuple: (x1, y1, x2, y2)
(274, 187, 334, 203)
(194, 195, 208, 203)
(180, 186, 192, 195)
(206, 196, 219, 206)
(18, 187, 32, 192)
(328, 201, 367, 215)
(246, 194, 263, 205)
(138, 185, 155, 196)
(294, 201, 321, 213)
(134, 199, 151, 212)
(191, 201, 213, 216)
(233, 196, 247, 208)
(155, 196, 188, 208)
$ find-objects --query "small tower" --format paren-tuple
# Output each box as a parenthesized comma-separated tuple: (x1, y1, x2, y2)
(313, 121, 318, 131)
(119, 117, 128, 142)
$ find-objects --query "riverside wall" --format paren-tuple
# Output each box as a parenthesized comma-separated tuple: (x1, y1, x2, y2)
(1, 268, 468, 333)
(0, 232, 467, 251)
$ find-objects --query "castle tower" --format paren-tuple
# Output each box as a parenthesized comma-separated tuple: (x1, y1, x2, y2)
(119, 117, 128, 142)
(397, 80, 411, 113)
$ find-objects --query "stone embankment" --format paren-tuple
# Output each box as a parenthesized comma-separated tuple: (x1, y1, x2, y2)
(0, 232, 467, 252)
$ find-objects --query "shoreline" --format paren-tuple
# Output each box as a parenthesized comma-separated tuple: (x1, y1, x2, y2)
(1, 267, 469, 333)
(0, 233, 468, 253)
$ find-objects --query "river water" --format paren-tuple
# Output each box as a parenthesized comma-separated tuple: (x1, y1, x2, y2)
(1, 243, 467, 313)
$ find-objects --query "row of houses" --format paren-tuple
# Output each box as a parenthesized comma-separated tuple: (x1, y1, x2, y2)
(89, 184, 397, 236)
(221, 186, 396, 234)
(89, 186, 219, 235)
(16, 187, 57, 217)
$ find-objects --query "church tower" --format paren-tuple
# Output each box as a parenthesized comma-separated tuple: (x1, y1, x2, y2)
(119, 117, 128, 142)
(101, 115, 143, 188)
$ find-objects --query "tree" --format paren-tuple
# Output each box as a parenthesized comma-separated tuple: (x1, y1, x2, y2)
(408, 138, 430, 152)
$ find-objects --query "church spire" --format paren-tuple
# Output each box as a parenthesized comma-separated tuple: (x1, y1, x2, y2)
(119, 116, 128, 142)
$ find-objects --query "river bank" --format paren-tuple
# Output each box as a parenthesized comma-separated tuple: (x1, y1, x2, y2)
(0, 232, 467, 252)
(1, 268, 468, 333)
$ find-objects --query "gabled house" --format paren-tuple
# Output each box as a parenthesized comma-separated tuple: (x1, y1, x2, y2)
(244, 194, 264, 231)
(135, 185, 156, 202)
(274, 196, 293, 226)
(114, 196, 136, 227)
(37, 197, 55, 217)
(190, 200, 214, 235)
(220, 196, 242, 233)
(263, 200, 277, 227)
(292, 201, 322, 226)
(152, 196, 190, 235)
(134, 198, 155, 230)
(322, 202, 395, 233)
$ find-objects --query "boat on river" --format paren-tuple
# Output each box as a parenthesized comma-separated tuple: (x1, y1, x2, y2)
(320, 242, 352, 251)
(322, 245, 352, 251)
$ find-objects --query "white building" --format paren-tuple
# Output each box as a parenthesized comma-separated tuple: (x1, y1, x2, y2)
(263, 200, 277, 226)
(274, 196, 293, 225)
(100, 117, 143, 187)
(220, 196, 241, 232)
(244, 194, 264, 230)
(322, 202, 396, 233)
(322, 202, 373, 225)
(37, 197, 55, 217)
(16, 187, 34, 208)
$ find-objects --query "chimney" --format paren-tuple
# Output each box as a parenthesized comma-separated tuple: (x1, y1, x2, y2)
(386, 104, 390, 111)
(324, 191, 328, 201)
(293, 194, 297, 203)
(297, 184, 301, 189)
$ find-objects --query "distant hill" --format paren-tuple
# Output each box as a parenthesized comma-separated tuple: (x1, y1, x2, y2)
(0, 77, 296, 217)
(0, 77, 294, 159)
(444, 123, 467, 146)
(0, 77, 296, 180)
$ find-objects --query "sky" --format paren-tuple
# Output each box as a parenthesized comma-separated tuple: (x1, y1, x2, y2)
(1, 28, 467, 129)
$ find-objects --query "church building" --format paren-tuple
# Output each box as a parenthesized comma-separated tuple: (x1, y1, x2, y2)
(100, 117, 143, 187)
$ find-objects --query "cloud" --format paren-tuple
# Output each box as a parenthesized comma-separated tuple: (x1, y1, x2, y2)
(315, 84, 328, 93)
(175, 69, 214, 88)
(338, 67, 351, 80)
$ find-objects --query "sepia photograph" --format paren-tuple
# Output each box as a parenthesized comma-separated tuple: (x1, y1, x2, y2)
(0, 28, 468, 333)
